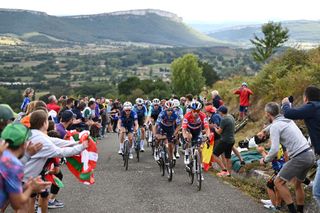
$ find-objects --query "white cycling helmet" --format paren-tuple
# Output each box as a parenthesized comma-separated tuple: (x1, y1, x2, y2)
(190, 100, 202, 110)
(123, 101, 133, 110)
(172, 99, 180, 108)
(152, 98, 160, 105)
(145, 100, 151, 106)
(135, 98, 144, 105)
(164, 100, 174, 109)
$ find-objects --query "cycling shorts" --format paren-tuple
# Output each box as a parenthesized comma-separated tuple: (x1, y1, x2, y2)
(157, 124, 175, 143)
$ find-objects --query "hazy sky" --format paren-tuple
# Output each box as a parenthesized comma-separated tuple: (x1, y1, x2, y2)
(2, 0, 319, 23)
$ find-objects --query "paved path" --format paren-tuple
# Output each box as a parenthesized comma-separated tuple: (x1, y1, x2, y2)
(52, 133, 269, 213)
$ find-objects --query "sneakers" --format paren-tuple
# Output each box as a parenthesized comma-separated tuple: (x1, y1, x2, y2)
(48, 199, 64, 209)
(140, 147, 145, 152)
(260, 199, 272, 205)
(173, 154, 176, 161)
(184, 155, 190, 165)
(217, 170, 231, 177)
(263, 204, 277, 210)
(118, 149, 123, 155)
(129, 153, 133, 159)
(175, 151, 180, 159)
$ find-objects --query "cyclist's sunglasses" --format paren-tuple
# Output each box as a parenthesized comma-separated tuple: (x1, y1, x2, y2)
(137, 104, 143, 107)
(192, 109, 201, 113)
(166, 108, 173, 112)
(124, 109, 131, 112)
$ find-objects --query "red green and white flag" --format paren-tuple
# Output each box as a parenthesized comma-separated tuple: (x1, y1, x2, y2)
(65, 130, 98, 185)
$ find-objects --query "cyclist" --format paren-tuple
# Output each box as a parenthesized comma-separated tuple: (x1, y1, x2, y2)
(172, 99, 183, 159)
(117, 102, 138, 159)
(145, 98, 162, 142)
(154, 101, 181, 163)
(182, 100, 211, 166)
(133, 98, 148, 152)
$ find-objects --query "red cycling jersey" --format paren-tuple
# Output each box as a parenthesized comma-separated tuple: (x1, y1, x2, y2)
(182, 111, 209, 130)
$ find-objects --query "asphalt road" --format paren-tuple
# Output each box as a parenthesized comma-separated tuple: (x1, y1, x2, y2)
(51, 133, 269, 213)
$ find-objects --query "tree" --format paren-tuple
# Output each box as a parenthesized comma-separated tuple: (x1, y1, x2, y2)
(250, 22, 289, 63)
(198, 60, 220, 86)
(118, 77, 141, 96)
(171, 54, 205, 96)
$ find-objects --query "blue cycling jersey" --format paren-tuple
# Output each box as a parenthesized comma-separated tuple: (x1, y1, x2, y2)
(156, 110, 181, 127)
(133, 105, 148, 119)
(120, 110, 138, 128)
(148, 105, 163, 117)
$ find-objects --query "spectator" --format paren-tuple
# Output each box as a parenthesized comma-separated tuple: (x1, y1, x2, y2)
(0, 123, 51, 211)
(47, 95, 61, 114)
(23, 110, 88, 213)
(260, 102, 315, 213)
(55, 111, 75, 139)
(256, 131, 288, 210)
(282, 85, 320, 208)
(0, 104, 17, 134)
(234, 82, 253, 120)
(20, 88, 34, 112)
(57, 98, 75, 122)
(211, 90, 223, 109)
(213, 106, 236, 177)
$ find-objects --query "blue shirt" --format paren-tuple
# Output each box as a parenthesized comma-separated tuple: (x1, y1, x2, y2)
(156, 111, 181, 127)
(20, 97, 31, 112)
(133, 105, 148, 119)
(283, 101, 320, 155)
(0, 150, 24, 208)
(147, 105, 162, 117)
(120, 110, 138, 127)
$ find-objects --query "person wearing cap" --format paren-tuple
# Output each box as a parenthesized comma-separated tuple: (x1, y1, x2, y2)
(234, 82, 253, 121)
(0, 104, 17, 134)
(23, 110, 88, 213)
(55, 111, 76, 139)
(213, 106, 235, 177)
(0, 123, 51, 211)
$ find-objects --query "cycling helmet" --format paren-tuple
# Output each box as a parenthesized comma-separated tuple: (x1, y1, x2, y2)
(152, 98, 160, 105)
(190, 100, 202, 110)
(164, 100, 174, 109)
(145, 100, 151, 106)
(172, 99, 180, 108)
(123, 101, 132, 110)
(135, 98, 144, 105)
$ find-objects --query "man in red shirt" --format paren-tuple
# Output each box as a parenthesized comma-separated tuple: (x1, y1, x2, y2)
(47, 95, 61, 114)
(234, 82, 253, 120)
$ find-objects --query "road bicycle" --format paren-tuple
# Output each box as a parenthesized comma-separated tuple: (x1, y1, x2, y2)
(185, 135, 208, 191)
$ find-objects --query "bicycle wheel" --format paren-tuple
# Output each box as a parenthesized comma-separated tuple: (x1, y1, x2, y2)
(195, 151, 202, 191)
(167, 160, 173, 182)
(187, 161, 194, 184)
(151, 139, 155, 156)
(124, 141, 129, 171)
(160, 157, 165, 176)
(135, 140, 140, 162)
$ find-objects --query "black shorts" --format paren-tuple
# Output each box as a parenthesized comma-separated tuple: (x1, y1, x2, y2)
(138, 117, 145, 127)
(157, 124, 175, 143)
(122, 125, 134, 133)
(188, 128, 202, 146)
(239, 105, 248, 113)
(213, 141, 234, 159)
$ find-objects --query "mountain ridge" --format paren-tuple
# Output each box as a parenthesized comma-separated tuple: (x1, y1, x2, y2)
(0, 8, 219, 46)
